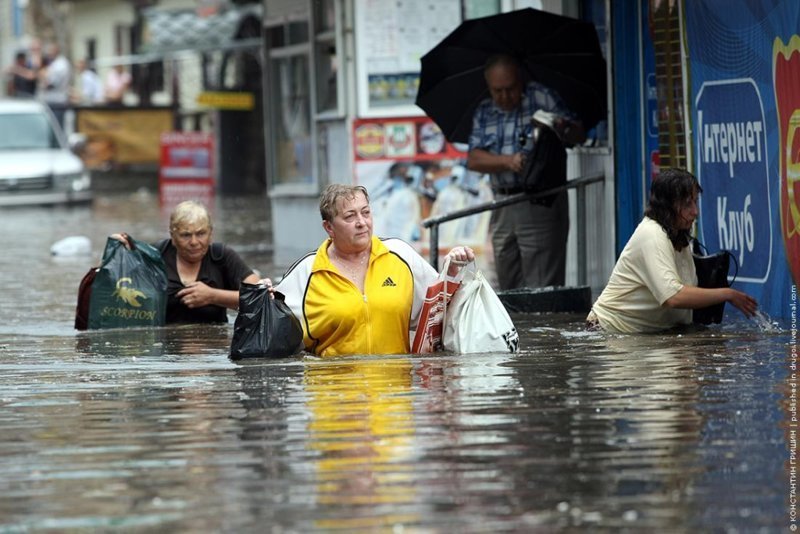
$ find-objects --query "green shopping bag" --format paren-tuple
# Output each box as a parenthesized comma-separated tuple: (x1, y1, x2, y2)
(87, 236, 168, 329)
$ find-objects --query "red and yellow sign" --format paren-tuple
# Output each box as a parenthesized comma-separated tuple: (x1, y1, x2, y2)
(352, 117, 466, 161)
(354, 123, 386, 159)
(159, 131, 215, 210)
(774, 35, 800, 284)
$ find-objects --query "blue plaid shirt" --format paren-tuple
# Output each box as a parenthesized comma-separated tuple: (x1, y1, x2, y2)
(468, 81, 572, 190)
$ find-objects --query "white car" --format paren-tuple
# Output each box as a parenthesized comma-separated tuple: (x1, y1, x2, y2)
(0, 99, 92, 206)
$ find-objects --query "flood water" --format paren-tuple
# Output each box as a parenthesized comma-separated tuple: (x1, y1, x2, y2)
(0, 187, 794, 532)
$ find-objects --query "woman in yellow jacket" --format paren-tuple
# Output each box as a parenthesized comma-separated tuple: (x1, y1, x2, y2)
(270, 184, 474, 357)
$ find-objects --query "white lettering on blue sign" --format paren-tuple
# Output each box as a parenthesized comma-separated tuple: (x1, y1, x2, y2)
(698, 110, 764, 178)
(717, 194, 755, 266)
(694, 78, 772, 284)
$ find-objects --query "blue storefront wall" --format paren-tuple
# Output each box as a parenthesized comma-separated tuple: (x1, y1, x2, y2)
(684, 0, 798, 319)
(611, 1, 646, 255)
(612, 1, 796, 319)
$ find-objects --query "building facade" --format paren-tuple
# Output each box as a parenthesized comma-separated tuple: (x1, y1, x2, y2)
(260, 0, 616, 301)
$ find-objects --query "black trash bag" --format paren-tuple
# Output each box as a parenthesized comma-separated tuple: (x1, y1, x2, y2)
(230, 283, 304, 359)
(692, 241, 738, 325)
(519, 118, 567, 207)
(87, 236, 168, 329)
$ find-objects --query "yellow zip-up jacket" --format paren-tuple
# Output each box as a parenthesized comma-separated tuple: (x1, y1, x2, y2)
(276, 236, 439, 357)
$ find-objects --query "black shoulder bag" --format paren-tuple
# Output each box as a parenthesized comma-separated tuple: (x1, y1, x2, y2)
(692, 240, 739, 325)
(519, 119, 567, 207)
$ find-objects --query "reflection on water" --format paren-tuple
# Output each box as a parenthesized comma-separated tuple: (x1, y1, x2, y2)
(304, 358, 419, 529)
(0, 194, 792, 531)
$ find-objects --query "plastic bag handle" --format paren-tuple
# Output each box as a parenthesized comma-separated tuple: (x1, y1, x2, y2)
(442, 256, 451, 335)
(441, 257, 475, 346)
(118, 232, 137, 250)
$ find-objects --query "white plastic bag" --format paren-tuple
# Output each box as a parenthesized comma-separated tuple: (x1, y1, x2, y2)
(443, 262, 519, 353)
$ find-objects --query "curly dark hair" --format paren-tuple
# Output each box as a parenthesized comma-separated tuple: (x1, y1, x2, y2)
(643, 168, 702, 250)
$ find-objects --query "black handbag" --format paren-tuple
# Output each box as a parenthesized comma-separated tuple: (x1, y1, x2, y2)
(230, 283, 304, 359)
(519, 119, 567, 207)
(692, 241, 738, 325)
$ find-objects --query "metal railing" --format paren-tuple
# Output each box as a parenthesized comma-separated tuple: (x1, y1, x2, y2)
(421, 173, 605, 283)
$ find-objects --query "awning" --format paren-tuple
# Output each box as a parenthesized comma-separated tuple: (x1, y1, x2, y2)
(141, 4, 262, 54)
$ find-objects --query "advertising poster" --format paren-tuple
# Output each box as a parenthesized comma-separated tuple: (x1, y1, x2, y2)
(352, 117, 492, 254)
(684, 1, 799, 318)
(159, 131, 215, 212)
(355, 0, 462, 116)
(75, 108, 174, 169)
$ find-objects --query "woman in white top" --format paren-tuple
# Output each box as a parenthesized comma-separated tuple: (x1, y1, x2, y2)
(588, 168, 757, 333)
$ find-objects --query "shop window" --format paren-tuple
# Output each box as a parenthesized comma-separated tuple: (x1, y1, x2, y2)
(113, 24, 132, 56)
(313, 0, 341, 116)
(463, 0, 500, 19)
(85, 38, 96, 62)
(314, 0, 336, 32)
(270, 54, 313, 185)
(266, 22, 310, 48)
(355, 0, 463, 116)
(314, 39, 338, 114)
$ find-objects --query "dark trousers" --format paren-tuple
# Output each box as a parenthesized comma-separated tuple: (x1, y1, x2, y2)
(490, 190, 569, 289)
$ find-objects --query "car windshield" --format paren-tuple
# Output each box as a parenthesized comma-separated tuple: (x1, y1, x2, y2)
(0, 112, 60, 150)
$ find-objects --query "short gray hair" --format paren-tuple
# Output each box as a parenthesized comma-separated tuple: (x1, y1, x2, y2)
(319, 184, 369, 222)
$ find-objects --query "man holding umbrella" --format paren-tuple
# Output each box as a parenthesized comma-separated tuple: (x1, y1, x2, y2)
(415, 8, 606, 290)
(467, 54, 585, 289)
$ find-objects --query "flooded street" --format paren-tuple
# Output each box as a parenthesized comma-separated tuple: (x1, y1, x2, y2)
(0, 188, 793, 532)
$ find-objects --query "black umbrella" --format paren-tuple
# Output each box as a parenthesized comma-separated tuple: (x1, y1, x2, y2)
(415, 8, 607, 144)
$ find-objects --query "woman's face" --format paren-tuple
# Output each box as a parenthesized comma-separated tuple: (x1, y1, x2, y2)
(674, 191, 699, 231)
(324, 192, 373, 252)
(171, 221, 212, 263)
